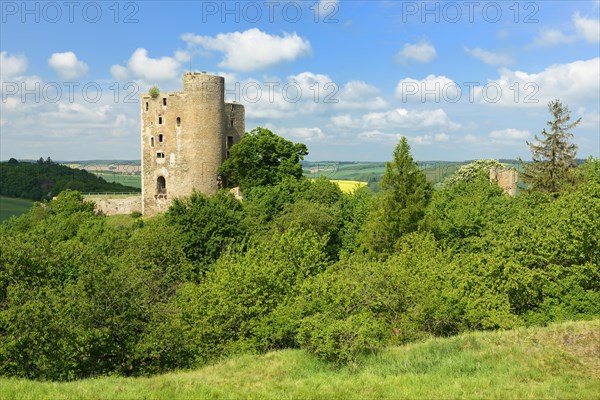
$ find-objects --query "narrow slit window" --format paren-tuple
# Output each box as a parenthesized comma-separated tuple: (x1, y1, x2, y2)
(150, 137, 154, 147)
(158, 116, 163, 125)
(176, 117, 181, 127)
(163, 98, 167, 106)
(145, 102, 149, 111)
(158, 134, 164, 143)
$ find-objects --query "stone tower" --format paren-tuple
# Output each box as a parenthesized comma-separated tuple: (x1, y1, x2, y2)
(141, 72, 245, 215)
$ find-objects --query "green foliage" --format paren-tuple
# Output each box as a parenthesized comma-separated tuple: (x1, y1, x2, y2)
(0, 160, 139, 201)
(421, 173, 511, 249)
(166, 190, 245, 270)
(148, 86, 160, 98)
(521, 99, 580, 193)
(219, 127, 308, 190)
(360, 137, 432, 254)
(1, 136, 598, 381)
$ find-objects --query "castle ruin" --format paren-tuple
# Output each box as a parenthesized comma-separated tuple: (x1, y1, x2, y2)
(141, 72, 245, 215)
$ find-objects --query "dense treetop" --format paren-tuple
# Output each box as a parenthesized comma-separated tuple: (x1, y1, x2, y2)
(0, 158, 139, 201)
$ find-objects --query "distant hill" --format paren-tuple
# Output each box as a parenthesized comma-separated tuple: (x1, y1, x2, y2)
(0, 158, 140, 201)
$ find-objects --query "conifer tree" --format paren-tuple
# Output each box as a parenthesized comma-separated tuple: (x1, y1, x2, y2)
(522, 99, 580, 193)
(360, 136, 432, 254)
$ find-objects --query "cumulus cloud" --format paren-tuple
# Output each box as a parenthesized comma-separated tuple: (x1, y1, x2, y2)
(476, 57, 600, 107)
(394, 41, 436, 64)
(532, 29, 575, 47)
(489, 128, 530, 144)
(532, 12, 599, 47)
(0, 52, 27, 78)
(110, 64, 129, 81)
(48, 52, 88, 79)
(464, 47, 514, 65)
(182, 28, 311, 72)
(331, 108, 459, 132)
(335, 81, 388, 110)
(574, 12, 600, 43)
(235, 71, 336, 119)
(395, 75, 460, 102)
(127, 48, 181, 82)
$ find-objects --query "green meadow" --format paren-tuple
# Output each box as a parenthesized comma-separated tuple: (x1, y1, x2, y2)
(1, 320, 597, 400)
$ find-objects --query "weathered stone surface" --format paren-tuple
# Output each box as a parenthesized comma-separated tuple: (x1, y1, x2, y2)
(490, 167, 518, 197)
(140, 73, 245, 215)
(86, 196, 142, 215)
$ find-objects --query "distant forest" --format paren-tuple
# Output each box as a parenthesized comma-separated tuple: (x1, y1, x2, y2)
(0, 158, 140, 201)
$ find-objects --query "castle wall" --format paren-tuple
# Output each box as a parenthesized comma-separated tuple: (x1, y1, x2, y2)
(141, 73, 244, 216)
(490, 167, 518, 197)
(86, 196, 142, 215)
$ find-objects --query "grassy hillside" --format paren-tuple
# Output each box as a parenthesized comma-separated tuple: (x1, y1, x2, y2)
(2, 320, 597, 400)
(0, 196, 34, 222)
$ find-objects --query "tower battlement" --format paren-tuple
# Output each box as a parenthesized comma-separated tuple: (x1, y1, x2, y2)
(140, 73, 245, 215)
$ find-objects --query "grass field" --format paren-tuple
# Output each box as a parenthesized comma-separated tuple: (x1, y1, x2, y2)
(0, 196, 34, 222)
(95, 173, 141, 189)
(1, 320, 597, 399)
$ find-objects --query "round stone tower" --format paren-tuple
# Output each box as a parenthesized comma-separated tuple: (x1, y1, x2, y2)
(140, 72, 244, 215)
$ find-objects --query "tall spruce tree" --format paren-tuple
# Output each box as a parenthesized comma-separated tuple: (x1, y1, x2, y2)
(522, 99, 580, 193)
(360, 136, 432, 254)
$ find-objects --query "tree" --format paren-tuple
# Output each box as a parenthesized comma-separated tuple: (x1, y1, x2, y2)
(219, 127, 308, 190)
(360, 137, 432, 254)
(444, 159, 502, 187)
(521, 99, 580, 193)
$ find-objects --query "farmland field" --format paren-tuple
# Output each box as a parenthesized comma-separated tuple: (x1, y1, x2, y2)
(94, 173, 142, 189)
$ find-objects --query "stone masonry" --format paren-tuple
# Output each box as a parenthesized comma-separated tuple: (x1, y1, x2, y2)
(140, 72, 245, 215)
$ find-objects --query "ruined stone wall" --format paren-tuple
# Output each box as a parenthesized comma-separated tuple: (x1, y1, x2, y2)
(86, 196, 142, 215)
(141, 73, 244, 216)
(490, 167, 518, 197)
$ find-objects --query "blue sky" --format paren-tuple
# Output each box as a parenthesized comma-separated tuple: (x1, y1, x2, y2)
(1, 0, 599, 161)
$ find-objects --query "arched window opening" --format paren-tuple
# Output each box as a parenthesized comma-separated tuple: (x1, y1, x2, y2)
(156, 176, 167, 199)
(176, 117, 181, 127)
(158, 116, 163, 125)
(158, 134, 164, 143)
(163, 98, 167, 106)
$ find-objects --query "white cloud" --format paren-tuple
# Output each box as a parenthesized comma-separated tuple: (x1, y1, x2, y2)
(331, 108, 460, 132)
(110, 64, 129, 81)
(395, 75, 460, 103)
(532, 13, 599, 47)
(282, 127, 325, 142)
(235, 71, 336, 119)
(574, 12, 600, 43)
(464, 47, 513, 65)
(477, 57, 600, 107)
(335, 81, 388, 110)
(48, 52, 88, 79)
(127, 48, 181, 82)
(489, 128, 530, 140)
(413, 133, 450, 145)
(182, 28, 311, 72)
(0, 52, 27, 78)
(395, 41, 436, 64)
(532, 29, 575, 47)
